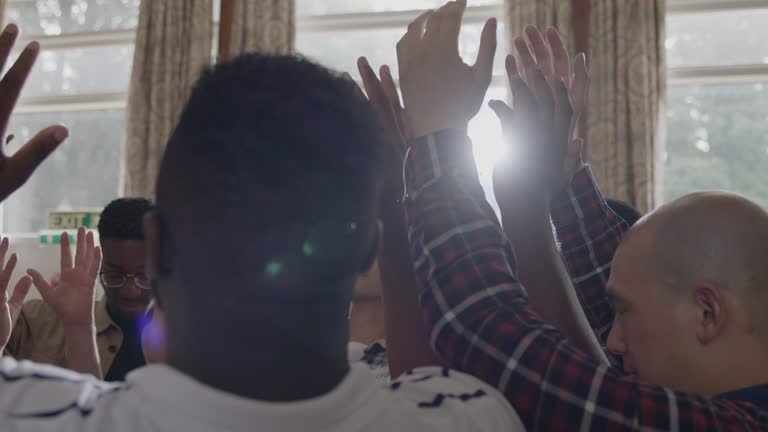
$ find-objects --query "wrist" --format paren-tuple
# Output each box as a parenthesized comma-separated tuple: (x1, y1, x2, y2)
(63, 320, 95, 334)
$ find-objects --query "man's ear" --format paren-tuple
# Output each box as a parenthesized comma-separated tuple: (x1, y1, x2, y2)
(143, 211, 163, 308)
(693, 284, 727, 345)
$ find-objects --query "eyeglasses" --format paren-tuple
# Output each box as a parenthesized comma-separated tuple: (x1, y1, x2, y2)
(99, 271, 151, 290)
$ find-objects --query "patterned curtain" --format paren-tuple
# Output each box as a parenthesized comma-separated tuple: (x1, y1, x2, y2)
(227, 0, 295, 56)
(585, 0, 666, 213)
(122, 0, 213, 198)
(504, 0, 666, 212)
(504, 0, 572, 46)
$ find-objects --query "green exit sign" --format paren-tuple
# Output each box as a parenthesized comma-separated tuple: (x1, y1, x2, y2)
(48, 211, 102, 230)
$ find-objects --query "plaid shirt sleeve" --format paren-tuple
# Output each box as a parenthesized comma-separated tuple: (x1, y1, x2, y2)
(404, 130, 768, 431)
(550, 167, 629, 349)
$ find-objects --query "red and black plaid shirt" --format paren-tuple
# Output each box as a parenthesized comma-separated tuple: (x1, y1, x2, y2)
(550, 164, 629, 366)
(404, 129, 768, 431)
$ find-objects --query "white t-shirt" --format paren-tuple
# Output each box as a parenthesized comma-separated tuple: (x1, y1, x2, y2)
(0, 357, 524, 431)
(348, 340, 389, 382)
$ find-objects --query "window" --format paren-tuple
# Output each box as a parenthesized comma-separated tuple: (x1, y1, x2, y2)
(296, 1, 507, 212)
(1, 0, 139, 233)
(665, 1, 768, 206)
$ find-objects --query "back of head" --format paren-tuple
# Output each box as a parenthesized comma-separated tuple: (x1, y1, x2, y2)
(641, 192, 768, 342)
(154, 54, 382, 318)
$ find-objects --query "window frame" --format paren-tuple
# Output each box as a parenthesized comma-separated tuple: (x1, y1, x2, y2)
(667, 0, 768, 85)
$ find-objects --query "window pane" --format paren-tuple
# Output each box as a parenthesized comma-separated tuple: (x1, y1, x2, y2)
(667, 9, 768, 68)
(3, 109, 124, 233)
(664, 82, 768, 207)
(298, 0, 501, 16)
(12, 44, 134, 99)
(5, 0, 140, 36)
(297, 22, 507, 78)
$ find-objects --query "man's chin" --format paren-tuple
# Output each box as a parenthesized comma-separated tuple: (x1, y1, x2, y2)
(115, 302, 151, 318)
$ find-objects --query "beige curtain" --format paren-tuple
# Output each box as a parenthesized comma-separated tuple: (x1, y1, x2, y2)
(122, 0, 213, 198)
(585, 0, 666, 213)
(504, 0, 572, 46)
(227, 0, 295, 56)
(504, 0, 665, 212)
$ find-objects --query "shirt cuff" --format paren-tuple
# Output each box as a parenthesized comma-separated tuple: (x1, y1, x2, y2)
(404, 129, 476, 201)
(550, 165, 610, 230)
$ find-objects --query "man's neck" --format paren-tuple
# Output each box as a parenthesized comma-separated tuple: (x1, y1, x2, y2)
(167, 342, 350, 402)
(349, 297, 385, 345)
(701, 346, 768, 397)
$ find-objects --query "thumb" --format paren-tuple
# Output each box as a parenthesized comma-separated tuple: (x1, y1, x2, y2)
(0, 125, 67, 201)
(26, 269, 54, 301)
(488, 99, 514, 123)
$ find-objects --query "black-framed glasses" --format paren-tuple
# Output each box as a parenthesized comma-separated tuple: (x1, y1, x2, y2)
(99, 271, 151, 290)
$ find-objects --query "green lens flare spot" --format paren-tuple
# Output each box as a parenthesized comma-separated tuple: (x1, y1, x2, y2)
(303, 242, 314, 257)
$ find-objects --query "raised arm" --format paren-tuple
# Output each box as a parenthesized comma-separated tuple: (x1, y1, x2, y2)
(492, 27, 608, 362)
(355, 52, 441, 377)
(27, 227, 103, 378)
(397, 3, 767, 430)
(513, 26, 630, 348)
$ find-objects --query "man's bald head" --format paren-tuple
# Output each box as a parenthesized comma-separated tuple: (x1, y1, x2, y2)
(628, 192, 768, 340)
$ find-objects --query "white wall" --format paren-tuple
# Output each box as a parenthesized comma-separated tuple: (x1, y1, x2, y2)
(7, 236, 104, 301)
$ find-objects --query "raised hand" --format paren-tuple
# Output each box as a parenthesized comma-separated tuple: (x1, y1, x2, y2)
(355, 58, 410, 195)
(514, 25, 588, 180)
(0, 24, 69, 203)
(397, 1, 497, 138)
(490, 56, 573, 206)
(27, 227, 101, 327)
(0, 237, 32, 351)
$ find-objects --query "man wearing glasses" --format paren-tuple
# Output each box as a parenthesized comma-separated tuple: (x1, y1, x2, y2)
(5, 198, 153, 381)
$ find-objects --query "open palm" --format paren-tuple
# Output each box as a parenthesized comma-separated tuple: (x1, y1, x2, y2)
(0, 237, 32, 350)
(28, 227, 101, 326)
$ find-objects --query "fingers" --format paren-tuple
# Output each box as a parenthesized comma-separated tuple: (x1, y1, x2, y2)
(26, 269, 53, 301)
(530, 69, 554, 117)
(423, 2, 451, 45)
(0, 252, 17, 298)
(525, 26, 554, 76)
(513, 36, 536, 85)
(380, 65, 402, 110)
(0, 41, 39, 140)
(9, 275, 31, 310)
(0, 237, 8, 273)
(87, 246, 102, 284)
(0, 25, 19, 96)
(546, 27, 571, 85)
(379, 65, 411, 142)
(0, 125, 68, 201)
(84, 231, 95, 271)
(74, 227, 86, 269)
(438, 1, 467, 54)
(397, 9, 434, 70)
(571, 52, 589, 121)
(357, 57, 385, 105)
(341, 71, 367, 101)
(472, 18, 497, 85)
(553, 77, 574, 137)
(60, 230, 73, 271)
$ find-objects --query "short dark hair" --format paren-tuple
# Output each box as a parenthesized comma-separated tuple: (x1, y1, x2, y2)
(155, 54, 382, 297)
(98, 197, 154, 241)
(606, 198, 643, 227)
